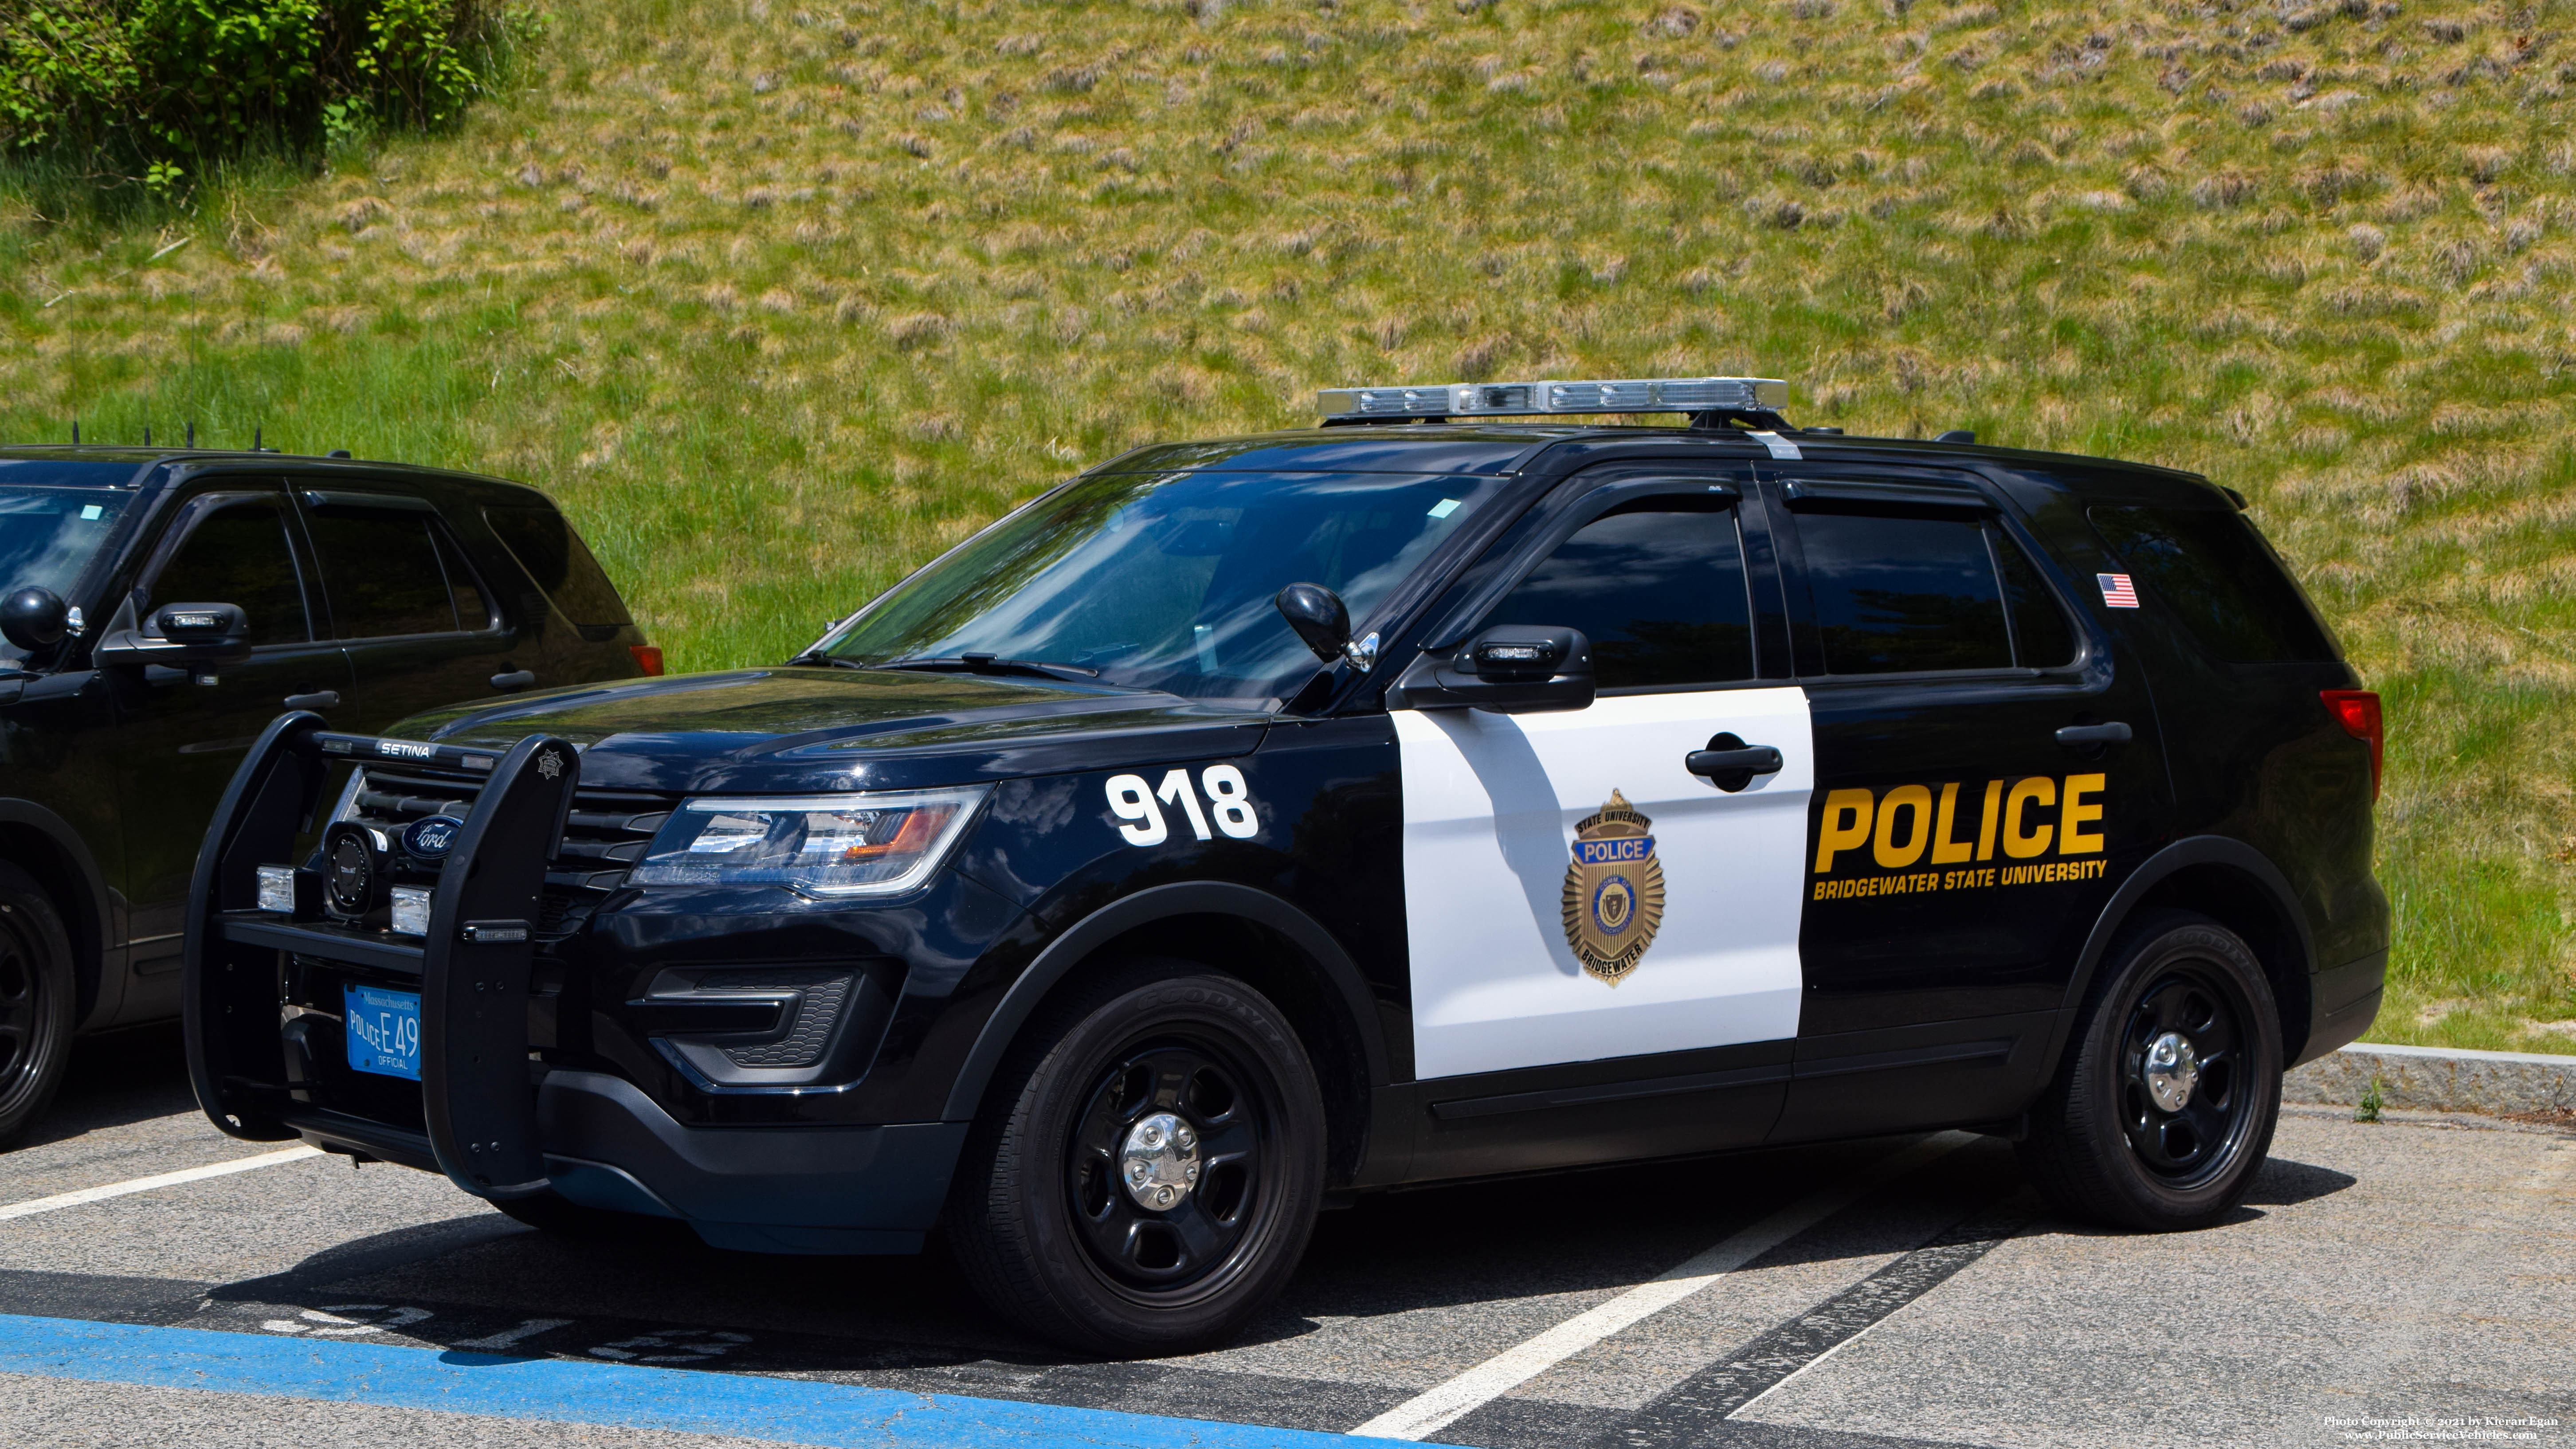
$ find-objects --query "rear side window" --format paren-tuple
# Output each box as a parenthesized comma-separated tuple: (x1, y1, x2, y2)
(305, 509, 460, 638)
(2089, 506, 2336, 663)
(1482, 497, 1754, 689)
(1793, 509, 2076, 675)
(149, 499, 310, 646)
(486, 507, 631, 627)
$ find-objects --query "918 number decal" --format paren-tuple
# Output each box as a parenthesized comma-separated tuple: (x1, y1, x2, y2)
(1106, 766, 1259, 845)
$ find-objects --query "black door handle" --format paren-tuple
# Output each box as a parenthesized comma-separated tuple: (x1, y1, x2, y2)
(2055, 722, 2133, 747)
(1686, 733, 1784, 792)
(490, 670, 537, 692)
(282, 690, 341, 711)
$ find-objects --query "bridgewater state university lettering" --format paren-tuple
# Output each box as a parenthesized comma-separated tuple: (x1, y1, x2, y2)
(1814, 858, 2111, 901)
(1810, 773, 2107, 902)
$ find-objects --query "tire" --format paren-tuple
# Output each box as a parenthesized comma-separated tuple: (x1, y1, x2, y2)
(2018, 910, 2282, 1231)
(945, 960, 1326, 1355)
(0, 863, 76, 1152)
(491, 1191, 671, 1241)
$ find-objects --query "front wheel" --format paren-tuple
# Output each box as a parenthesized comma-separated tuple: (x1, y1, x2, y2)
(2018, 910, 2282, 1230)
(946, 962, 1325, 1355)
(0, 864, 76, 1151)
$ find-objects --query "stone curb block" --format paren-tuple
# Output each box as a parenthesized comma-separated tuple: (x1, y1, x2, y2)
(2285, 1042, 2576, 1116)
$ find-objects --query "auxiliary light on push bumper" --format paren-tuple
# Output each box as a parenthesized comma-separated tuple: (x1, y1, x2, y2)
(181, 711, 580, 1202)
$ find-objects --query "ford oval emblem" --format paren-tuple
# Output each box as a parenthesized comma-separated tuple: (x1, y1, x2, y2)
(402, 816, 463, 861)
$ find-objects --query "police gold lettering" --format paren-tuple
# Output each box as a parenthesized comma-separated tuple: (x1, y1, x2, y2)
(2061, 772, 2106, 854)
(1975, 779, 2003, 862)
(1931, 782, 1975, 865)
(1814, 788, 1874, 873)
(1873, 784, 1933, 869)
(2003, 777, 2056, 859)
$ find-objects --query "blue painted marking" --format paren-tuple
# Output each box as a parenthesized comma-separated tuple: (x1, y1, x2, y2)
(0, 1314, 1440, 1447)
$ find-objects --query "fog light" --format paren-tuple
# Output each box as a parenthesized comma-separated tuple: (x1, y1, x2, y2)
(256, 865, 296, 914)
(389, 886, 432, 937)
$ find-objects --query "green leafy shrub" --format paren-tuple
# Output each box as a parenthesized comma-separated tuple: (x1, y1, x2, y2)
(0, 0, 529, 185)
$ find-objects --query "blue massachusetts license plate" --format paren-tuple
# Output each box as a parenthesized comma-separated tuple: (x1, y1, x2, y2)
(344, 983, 422, 1081)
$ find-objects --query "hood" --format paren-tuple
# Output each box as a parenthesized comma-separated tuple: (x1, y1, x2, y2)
(392, 667, 1273, 794)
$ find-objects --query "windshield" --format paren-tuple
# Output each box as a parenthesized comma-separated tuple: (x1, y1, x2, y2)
(0, 486, 131, 669)
(0, 487, 128, 594)
(823, 469, 1504, 702)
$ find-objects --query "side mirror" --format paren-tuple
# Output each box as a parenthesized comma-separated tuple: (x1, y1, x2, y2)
(0, 587, 67, 652)
(1388, 625, 1596, 714)
(155, 602, 246, 643)
(1274, 582, 1351, 663)
(92, 600, 252, 668)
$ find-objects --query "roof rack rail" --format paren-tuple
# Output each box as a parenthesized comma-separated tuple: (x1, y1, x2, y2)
(1317, 376, 1789, 431)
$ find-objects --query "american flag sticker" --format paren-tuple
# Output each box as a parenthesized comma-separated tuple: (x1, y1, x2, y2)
(2098, 573, 2140, 608)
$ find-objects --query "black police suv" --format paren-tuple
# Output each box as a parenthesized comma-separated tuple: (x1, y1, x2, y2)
(183, 378, 2387, 1355)
(0, 446, 657, 1147)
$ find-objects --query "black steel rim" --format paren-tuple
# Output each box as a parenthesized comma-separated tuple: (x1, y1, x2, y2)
(0, 905, 53, 1113)
(2118, 961, 2254, 1186)
(1063, 1034, 1270, 1300)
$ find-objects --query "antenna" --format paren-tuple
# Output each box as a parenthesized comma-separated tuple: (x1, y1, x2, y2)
(143, 426, 151, 446)
(71, 419, 78, 445)
(186, 421, 195, 448)
(254, 426, 262, 451)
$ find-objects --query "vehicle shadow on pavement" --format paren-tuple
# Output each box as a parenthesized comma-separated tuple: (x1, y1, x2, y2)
(2239, 1155, 2357, 1207)
(164, 1133, 2039, 1376)
(16, 1024, 198, 1150)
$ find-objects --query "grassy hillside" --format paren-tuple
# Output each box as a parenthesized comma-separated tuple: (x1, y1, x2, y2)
(3, 0, 2572, 1053)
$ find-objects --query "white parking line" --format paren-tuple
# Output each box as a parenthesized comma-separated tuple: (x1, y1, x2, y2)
(0, 1145, 320, 1222)
(1346, 1131, 1977, 1442)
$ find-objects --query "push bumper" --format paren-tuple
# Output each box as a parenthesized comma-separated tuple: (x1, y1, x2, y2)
(185, 713, 961, 1254)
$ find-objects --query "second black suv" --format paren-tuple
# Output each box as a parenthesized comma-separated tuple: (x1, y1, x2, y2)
(0, 446, 656, 1145)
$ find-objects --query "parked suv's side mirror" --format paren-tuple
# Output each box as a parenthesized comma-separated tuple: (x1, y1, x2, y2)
(0, 587, 67, 652)
(93, 600, 254, 668)
(154, 603, 246, 643)
(1388, 625, 1596, 714)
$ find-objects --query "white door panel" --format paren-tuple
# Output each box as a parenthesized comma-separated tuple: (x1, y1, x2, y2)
(1397, 688, 1813, 1080)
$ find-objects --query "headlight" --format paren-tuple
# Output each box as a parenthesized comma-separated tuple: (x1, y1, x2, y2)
(627, 787, 988, 898)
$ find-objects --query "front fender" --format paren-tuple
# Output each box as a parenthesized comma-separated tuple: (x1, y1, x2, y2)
(939, 879, 1391, 1123)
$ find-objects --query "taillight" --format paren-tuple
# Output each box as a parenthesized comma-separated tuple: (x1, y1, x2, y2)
(630, 644, 665, 677)
(2321, 689, 2381, 801)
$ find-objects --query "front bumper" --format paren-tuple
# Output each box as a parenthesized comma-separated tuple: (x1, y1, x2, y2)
(184, 716, 974, 1254)
(279, 1073, 963, 1253)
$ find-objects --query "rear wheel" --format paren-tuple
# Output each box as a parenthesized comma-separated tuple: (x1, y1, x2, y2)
(2019, 911, 2282, 1230)
(946, 961, 1325, 1355)
(0, 864, 75, 1151)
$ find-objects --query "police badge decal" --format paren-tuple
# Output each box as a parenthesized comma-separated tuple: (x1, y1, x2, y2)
(1561, 789, 1666, 985)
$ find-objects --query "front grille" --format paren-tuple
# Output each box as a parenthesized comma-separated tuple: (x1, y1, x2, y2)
(342, 761, 674, 940)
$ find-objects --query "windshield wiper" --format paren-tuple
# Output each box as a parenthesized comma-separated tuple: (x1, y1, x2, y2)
(784, 651, 872, 670)
(866, 653, 1104, 682)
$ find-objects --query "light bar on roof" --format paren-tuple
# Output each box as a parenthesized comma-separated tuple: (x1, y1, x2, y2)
(1317, 376, 1787, 421)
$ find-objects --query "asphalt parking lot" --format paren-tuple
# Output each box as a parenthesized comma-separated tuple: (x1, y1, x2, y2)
(0, 1027, 2567, 1449)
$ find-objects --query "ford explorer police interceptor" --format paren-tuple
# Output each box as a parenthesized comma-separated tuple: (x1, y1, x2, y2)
(182, 377, 2388, 1355)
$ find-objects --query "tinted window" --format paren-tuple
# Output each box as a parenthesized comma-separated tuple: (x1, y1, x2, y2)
(2090, 505, 2336, 663)
(1996, 529, 2077, 668)
(1797, 511, 2012, 674)
(435, 529, 490, 630)
(1483, 499, 1753, 689)
(149, 499, 308, 646)
(486, 507, 631, 627)
(306, 509, 458, 638)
